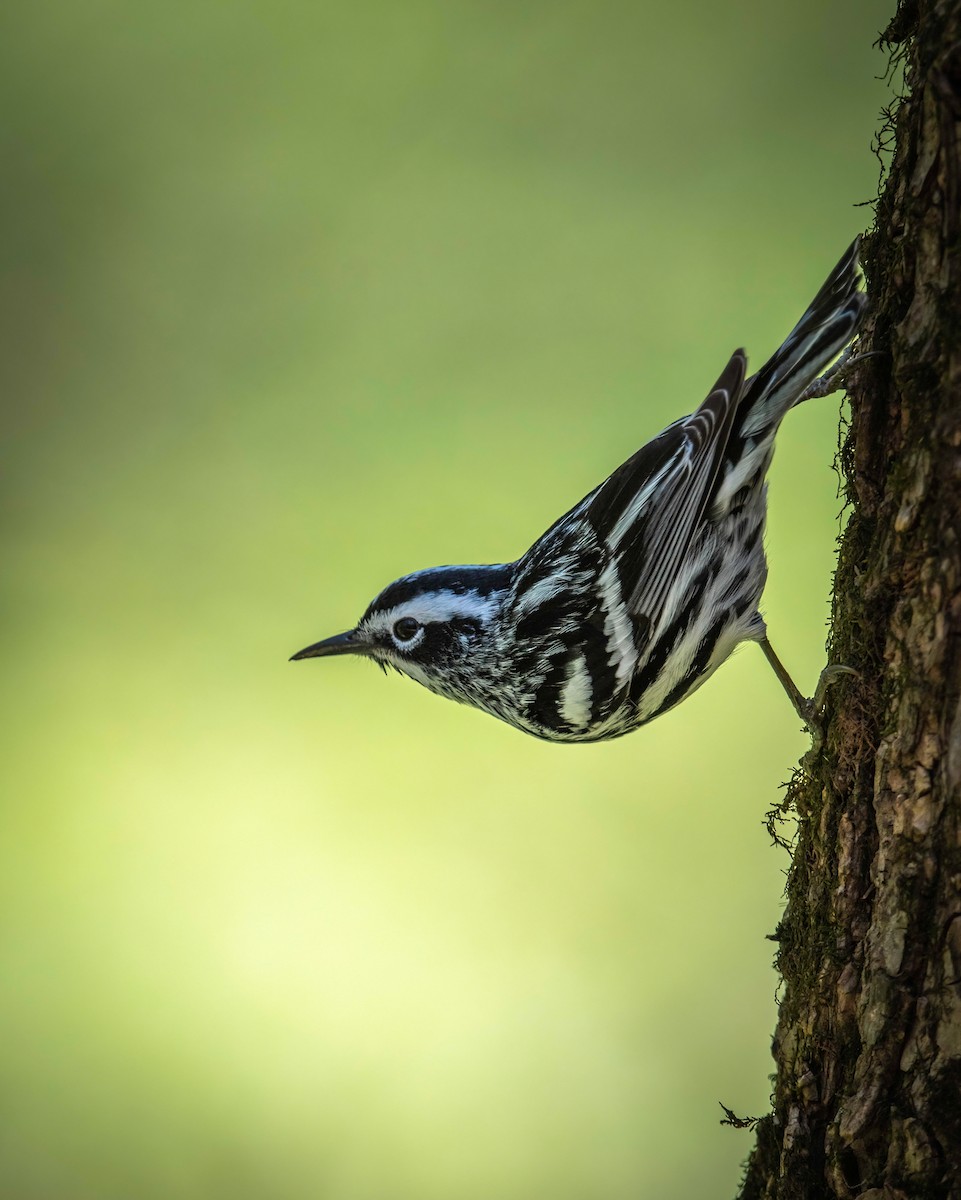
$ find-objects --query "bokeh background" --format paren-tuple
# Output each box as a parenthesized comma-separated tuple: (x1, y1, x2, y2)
(3, 3, 892, 1197)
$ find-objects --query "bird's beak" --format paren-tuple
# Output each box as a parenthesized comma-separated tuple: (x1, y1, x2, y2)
(290, 629, 367, 661)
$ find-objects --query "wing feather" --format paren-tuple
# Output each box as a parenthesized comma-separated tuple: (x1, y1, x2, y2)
(587, 349, 746, 642)
(508, 351, 746, 704)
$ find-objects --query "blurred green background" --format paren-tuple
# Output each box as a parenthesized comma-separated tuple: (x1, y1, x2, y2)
(3, 2, 890, 1197)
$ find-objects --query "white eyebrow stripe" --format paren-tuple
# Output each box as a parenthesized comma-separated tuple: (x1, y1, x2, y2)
(375, 589, 502, 627)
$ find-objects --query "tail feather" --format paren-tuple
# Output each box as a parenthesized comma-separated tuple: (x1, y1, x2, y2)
(737, 237, 866, 440)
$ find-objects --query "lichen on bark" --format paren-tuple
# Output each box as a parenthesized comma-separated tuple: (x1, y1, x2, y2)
(737, 1, 961, 1196)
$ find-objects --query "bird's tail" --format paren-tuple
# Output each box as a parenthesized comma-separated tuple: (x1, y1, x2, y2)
(736, 238, 866, 441)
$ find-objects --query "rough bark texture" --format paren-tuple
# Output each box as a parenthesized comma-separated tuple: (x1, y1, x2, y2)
(737, 2, 961, 1196)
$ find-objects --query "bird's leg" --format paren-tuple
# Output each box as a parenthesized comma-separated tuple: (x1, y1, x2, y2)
(759, 637, 810, 723)
(796, 344, 883, 403)
(759, 637, 858, 733)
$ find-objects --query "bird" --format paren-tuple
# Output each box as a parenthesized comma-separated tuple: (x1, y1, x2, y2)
(292, 239, 866, 743)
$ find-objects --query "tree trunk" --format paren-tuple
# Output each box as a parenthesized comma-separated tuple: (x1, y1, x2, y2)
(737, 2, 961, 1196)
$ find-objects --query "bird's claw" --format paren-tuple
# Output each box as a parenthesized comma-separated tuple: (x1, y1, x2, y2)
(798, 346, 883, 402)
(800, 664, 860, 739)
(811, 664, 859, 715)
(758, 638, 859, 741)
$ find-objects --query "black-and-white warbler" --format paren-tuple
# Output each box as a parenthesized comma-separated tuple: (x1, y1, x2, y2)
(293, 240, 865, 742)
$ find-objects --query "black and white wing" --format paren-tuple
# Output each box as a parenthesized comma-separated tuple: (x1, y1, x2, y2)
(504, 352, 745, 737)
(581, 350, 745, 645)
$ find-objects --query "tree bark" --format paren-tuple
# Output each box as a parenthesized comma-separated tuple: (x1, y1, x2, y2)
(737, 2, 961, 1196)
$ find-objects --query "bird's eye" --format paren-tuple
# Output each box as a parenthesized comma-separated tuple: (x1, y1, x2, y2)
(393, 617, 421, 642)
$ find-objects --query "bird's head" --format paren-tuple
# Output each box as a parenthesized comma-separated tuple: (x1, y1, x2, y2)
(291, 564, 512, 701)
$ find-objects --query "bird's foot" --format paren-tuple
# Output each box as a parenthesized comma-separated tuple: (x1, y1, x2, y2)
(796, 666, 860, 778)
(799, 663, 860, 733)
(798, 344, 883, 402)
(758, 638, 858, 746)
